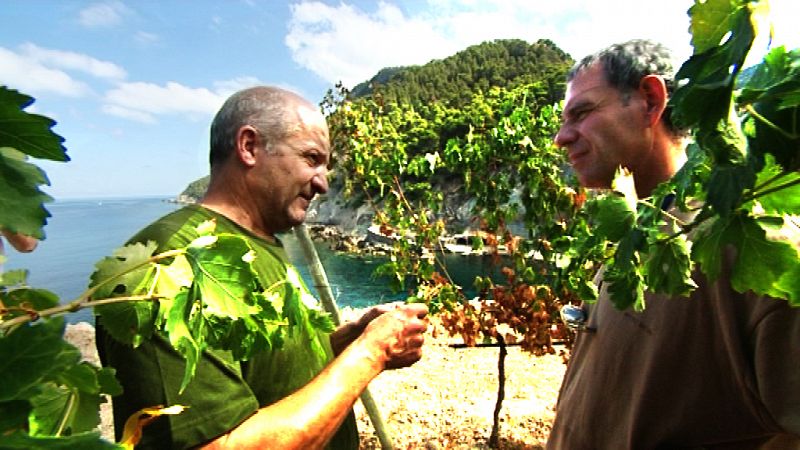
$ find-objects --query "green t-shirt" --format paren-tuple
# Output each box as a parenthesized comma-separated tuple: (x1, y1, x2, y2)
(96, 205, 359, 449)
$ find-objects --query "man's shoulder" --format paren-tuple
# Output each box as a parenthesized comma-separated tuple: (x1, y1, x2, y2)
(127, 205, 209, 249)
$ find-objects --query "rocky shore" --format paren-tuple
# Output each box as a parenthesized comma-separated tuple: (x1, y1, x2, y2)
(65, 314, 566, 449)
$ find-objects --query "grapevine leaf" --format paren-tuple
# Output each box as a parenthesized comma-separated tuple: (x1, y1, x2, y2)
(0, 400, 30, 432)
(604, 229, 646, 310)
(0, 147, 53, 238)
(91, 241, 159, 346)
(604, 264, 645, 311)
(163, 290, 200, 394)
(671, 2, 755, 129)
(691, 216, 729, 281)
(775, 263, 800, 305)
(688, 0, 737, 54)
(728, 215, 799, 299)
(69, 389, 104, 435)
(0, 269, 29, 288)
(96, 367, 122, 397)
(670, 142, 711, 206)
(2, 288, 60, 319)
(28, 383, 69, 436)
(587, 194, 636, 242)
(90, 241, 159, 299)
(706, 161, 755, 215)
(753, 155, 800, 214)
(644, 237, 697, 296)
(747, 99, 800, 170)
(184, 235, 260, 318)
(0, 318, 79, 402)
(57, 362, 100, 395)
(0, 87, 68, 161)
(0, 431, 119, 449)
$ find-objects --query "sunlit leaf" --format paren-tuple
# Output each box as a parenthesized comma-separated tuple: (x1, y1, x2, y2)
(119, 405, 186, 450)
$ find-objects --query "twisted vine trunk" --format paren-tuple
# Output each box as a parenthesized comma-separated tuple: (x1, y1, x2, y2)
(489, 334, 507, 448)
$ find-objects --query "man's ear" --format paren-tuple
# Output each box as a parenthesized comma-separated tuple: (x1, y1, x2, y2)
(639, 75, 668, 127)
(235, 125, 260, 167)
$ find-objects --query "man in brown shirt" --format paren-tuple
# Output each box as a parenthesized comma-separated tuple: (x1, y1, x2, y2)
(547, 40, 800, 449)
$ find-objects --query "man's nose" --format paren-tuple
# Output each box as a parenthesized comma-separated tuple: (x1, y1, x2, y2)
(312, 168, 329, 194)
(554, 123, 576, 148)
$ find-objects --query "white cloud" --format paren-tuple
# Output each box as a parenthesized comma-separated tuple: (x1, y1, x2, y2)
(20, 43, 126, 80)
(78, 1, 130, 28)
(285, 0, 700, 88)
(286, 2, 456, 88)
(134, 31, 160, 46)
(103, 81, 227, 123)
(0, 47, 90, 97)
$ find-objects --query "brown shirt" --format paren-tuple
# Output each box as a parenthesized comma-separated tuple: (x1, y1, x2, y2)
(548, 254, 800, 449)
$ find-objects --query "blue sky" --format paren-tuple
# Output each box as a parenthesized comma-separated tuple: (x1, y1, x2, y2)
(2, 1, 797, 200)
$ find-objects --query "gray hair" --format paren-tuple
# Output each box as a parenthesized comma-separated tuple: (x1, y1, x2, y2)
(209, 86, 312, 167)
(569, 39, 686, 136)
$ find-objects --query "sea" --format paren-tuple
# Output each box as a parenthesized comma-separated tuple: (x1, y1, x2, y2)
(5, 196, 501, 324)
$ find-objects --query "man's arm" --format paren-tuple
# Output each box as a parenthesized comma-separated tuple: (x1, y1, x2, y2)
(201, 303, 428, 450)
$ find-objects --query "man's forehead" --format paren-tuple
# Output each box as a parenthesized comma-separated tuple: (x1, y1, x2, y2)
(565, 65, 611, 102)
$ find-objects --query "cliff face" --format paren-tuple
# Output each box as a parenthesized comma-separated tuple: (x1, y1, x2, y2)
(306, 180, 481, 236)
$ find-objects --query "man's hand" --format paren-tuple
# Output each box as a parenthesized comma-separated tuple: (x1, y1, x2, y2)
(357, 303, 428, 370)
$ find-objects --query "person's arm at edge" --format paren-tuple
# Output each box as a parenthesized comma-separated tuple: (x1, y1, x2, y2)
(2, 230, 38, 252)
(200, 304, 428, 450)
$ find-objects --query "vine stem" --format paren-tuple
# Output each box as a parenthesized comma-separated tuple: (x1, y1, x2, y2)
(745, 105, 797, 140)
(0, 295, 163, 331)
(638, 199, 689, 227)
(55, 389, 77, 437)
(0, 247, 186, 333)
(742, 176, 800, 204)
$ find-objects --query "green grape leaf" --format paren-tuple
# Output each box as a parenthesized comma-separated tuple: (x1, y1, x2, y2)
(691, 216, 729, 281)
(603, 229, 646, 310)
(753, 155, 800, 215)
(706, 162, 755, 215)
(2, 288, 60, 319)
(0, 87, 68, 162)
(184, 235, 261, 318)
(91, 241, 159, 346)
(28, 383, 69, 436)
(0, 147, 53, 238)
(0, 318, 79, 402)
(57, 362, 100, 395)
(95, 367, 122, 397)
(588, 194, 636, 242)
(0, 269, 30, 288)
(90, 241, 159, 299)
(671, 3, 755, 129)
(688, 0, 738, 54)
(604, 264, 645, 311)
(0, 400, 30, 433)
(0, 431, 119, 449)
(775, 263, 800, 305)
(163, 290, 201, 394)
(68, 388, 104, 435)
(644, 237, 698, 296)
(728, 215, 799, 299)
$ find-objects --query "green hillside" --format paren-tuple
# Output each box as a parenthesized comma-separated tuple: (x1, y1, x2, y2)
(349, 39, 572, 106)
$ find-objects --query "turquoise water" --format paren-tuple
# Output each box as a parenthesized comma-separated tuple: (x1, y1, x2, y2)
(6, 197, 500, 324)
